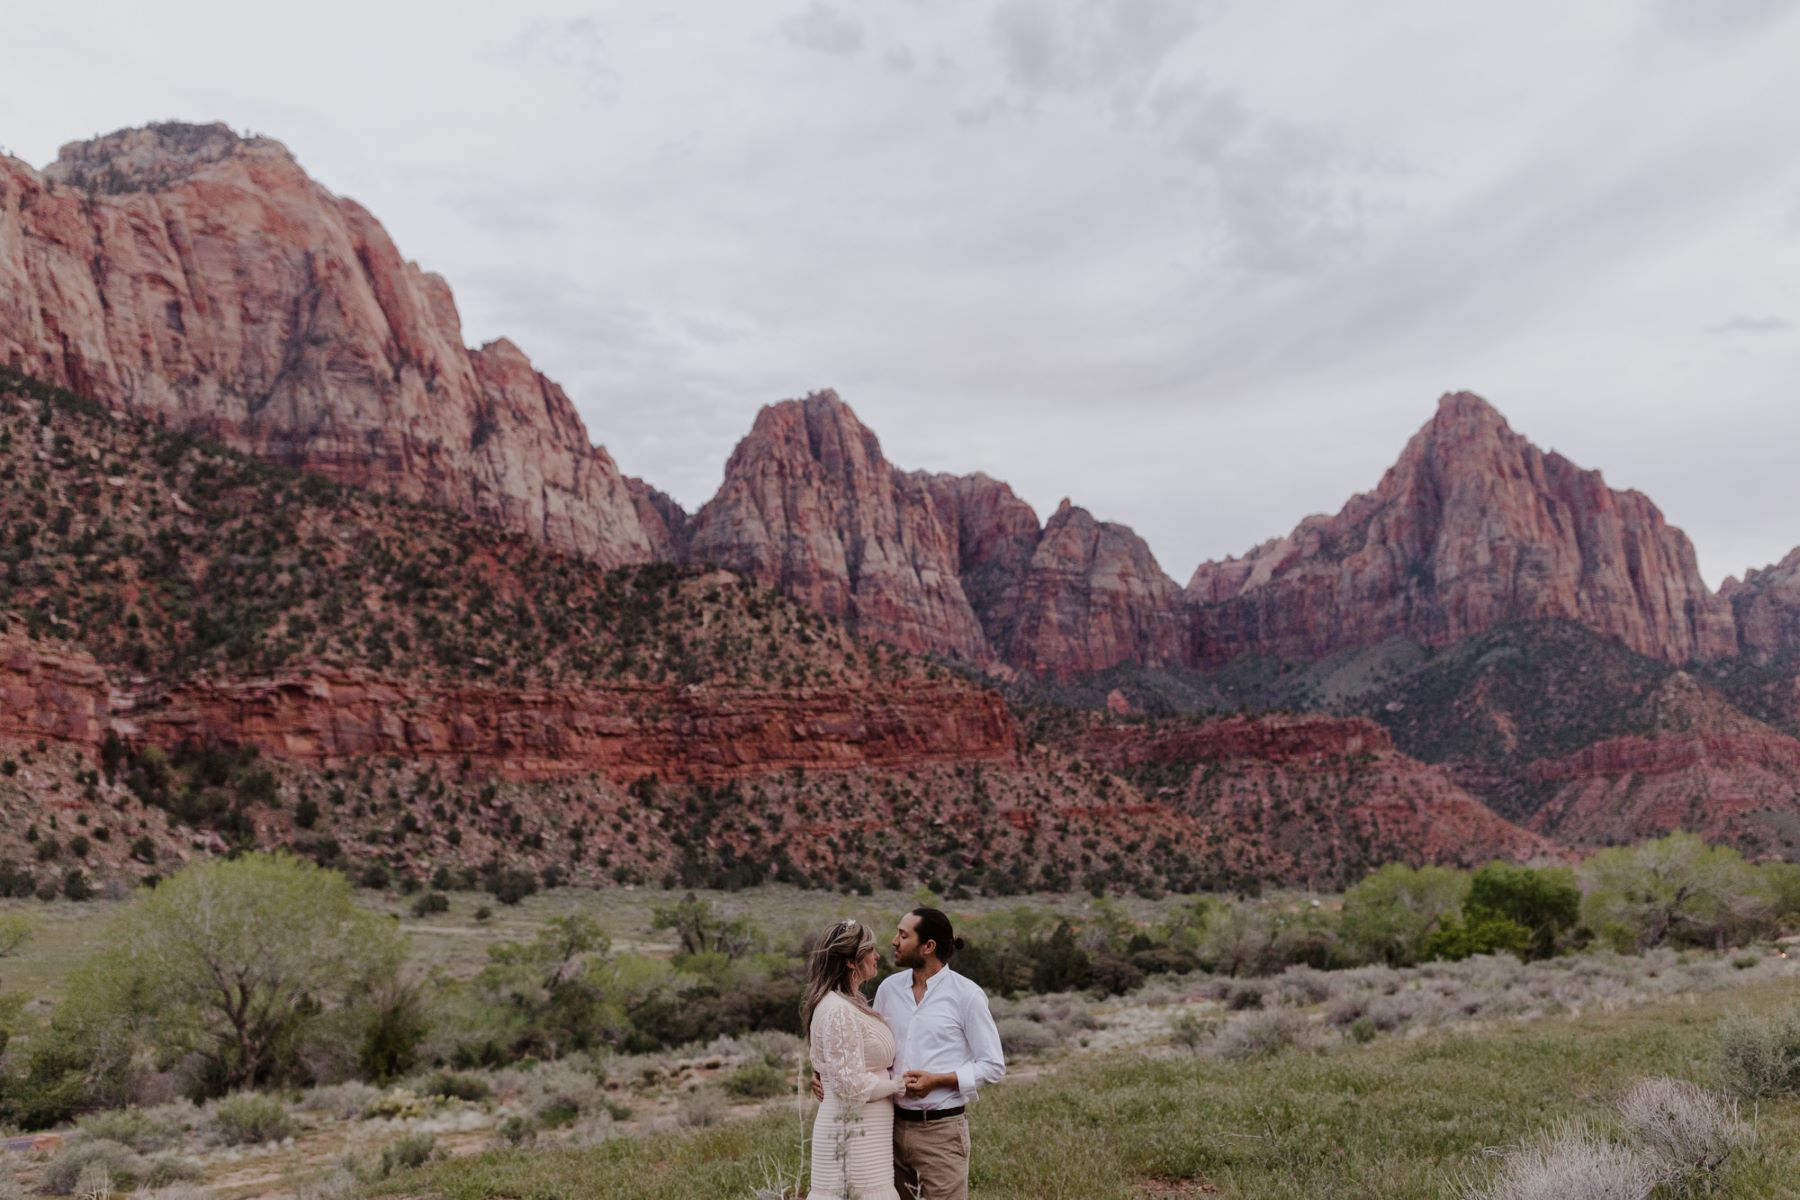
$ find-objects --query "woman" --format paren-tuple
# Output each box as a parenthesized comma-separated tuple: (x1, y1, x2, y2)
(804, 918, 901, 1200)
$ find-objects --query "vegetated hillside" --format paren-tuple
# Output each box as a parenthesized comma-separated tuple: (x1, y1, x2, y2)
(3, 368, 1536, 896)
(1025, 710, 1557, 889)
(0, 366, 903, 691)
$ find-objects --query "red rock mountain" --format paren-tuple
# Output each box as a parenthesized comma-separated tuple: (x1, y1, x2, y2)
(4, 123, 1785, 683)
(1722, 547, 1800, 662)
(0, 123, 663, 565)
(1186, 393, 1737, 668)
(685, 392, 1188, 675)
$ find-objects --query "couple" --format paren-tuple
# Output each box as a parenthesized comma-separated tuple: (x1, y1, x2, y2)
(803, 907, 1005, 1200)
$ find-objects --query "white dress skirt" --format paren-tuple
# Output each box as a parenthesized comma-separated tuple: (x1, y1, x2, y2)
(808, 990, 902, 1200)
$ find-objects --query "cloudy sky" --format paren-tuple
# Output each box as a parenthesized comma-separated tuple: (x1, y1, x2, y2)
(5, 1, 1798, 586)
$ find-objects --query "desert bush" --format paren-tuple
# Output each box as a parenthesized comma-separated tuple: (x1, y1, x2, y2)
(364, 1088, 428, 1119)
(207, 1092, 296, 1145)
(1714, 1005, 1800, 1098)
(1210, 1009, 1307, 1060)
(1169, 1011, 1217, 1052)
(1267, 965, 1336, 1007)
(677, 1087, 727, 1128)
(73, 1103, 196, 1153)
(1616, 1076, 1750, 1191)
(723, 1060, 789, 1099)
(994, 1016, 1058, 1058)
(1458, 1121, 1657, 1200)
(378, 1132, 437, 1177)
(40, 1139, 146, 1195)
(521, 1060, 608, 1126)
(419, 1069, 492, 1101)
(1224, 979, 1267, 1010)
(297, 1081, 381, 1120)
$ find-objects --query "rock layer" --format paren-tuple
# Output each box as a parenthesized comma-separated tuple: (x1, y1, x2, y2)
(0, 123, 663, 565)
(1186, 393, 1736, 667)
(1070, 713, 1560, 877)
(0, 632, 1017, 782)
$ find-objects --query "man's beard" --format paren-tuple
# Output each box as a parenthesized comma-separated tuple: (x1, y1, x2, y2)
(893, 945, 924, 969)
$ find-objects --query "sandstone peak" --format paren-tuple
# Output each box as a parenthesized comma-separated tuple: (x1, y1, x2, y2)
(0, 125, 664, 566)
(44, 121, 289, 192)
(1186, 392, 1736, 666)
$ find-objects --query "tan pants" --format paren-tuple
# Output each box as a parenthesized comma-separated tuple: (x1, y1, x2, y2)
(894, 1113, 970, 1200)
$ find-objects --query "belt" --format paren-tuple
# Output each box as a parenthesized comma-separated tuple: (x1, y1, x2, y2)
(895, 1106, 964, 1123)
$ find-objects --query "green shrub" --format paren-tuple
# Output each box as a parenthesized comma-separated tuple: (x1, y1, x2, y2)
(40, 1139, 146, 1195)
(378, 1132, 436, 1177)
(208, 1093, 297, 1145)
(74, 1105, 193, 1153)
(723, 1061, 788, 1100)
(420, 1070, 491, 1101)
(1421, 913, 1531, 962)
(1715, 1005, 1800, 1098)
(411, 891, 450, 918)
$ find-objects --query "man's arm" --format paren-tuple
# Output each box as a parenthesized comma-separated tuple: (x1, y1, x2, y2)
(950, 980, 1006, 1095)
(902, 983, 1007, 1096)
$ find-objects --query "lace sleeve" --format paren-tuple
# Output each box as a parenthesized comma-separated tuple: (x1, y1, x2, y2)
(813, 996, 899, 1105)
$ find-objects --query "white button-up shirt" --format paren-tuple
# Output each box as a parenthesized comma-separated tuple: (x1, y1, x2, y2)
(874, 966, 1006, 1111)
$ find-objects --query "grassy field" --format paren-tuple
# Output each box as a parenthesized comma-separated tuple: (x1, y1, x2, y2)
(0, 884, 1202, 1002)
(370, 979, 1800, 1200)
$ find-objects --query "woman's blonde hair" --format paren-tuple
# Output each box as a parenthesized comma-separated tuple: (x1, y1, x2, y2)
(801, 917, 877, 1032)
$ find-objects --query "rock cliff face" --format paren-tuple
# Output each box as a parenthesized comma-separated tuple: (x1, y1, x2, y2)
(0, 123, 663, 565)
(685, 393, 990, 658)
(0, 632, 1017, 782)
(1004, 500, 1188, 676)
(1524, 731, 1800, 850)
(687, 393, 1186, 675)
(1069, 713, 1559, 879)
(1186, 393, 1736, 668)
(1722, 547, 1800, 662)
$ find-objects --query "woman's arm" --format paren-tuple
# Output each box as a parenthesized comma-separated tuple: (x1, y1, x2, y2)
(813, 997, 901, 1105)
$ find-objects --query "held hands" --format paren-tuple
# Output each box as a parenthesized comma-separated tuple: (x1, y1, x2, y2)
(902, 1070, 949, 1098)
(807, 1069, 948, 1100)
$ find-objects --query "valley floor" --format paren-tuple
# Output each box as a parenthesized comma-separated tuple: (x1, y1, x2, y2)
(363, 967, 1800, 1200)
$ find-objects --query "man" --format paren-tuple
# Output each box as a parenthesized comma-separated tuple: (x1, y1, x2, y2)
(816, 906, 1006, 1200)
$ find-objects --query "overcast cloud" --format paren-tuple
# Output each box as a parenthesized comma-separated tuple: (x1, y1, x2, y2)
(3, 0, 1798, 587)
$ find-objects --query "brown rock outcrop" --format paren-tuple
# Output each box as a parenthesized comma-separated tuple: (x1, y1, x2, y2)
(1525, 730, 1800, 847)
(0, 631, 1017, 782)
(1005, 500, 1187, 677)
(0, 123, 661, 565)
(1722, 546, 1800, 662)
(1069, 713, 1559, 877)
(914, 470, 1041, 651)
(1187, 393, 1737, 668)
(686, 392, 989, 658)
(0, 634, 111, 746)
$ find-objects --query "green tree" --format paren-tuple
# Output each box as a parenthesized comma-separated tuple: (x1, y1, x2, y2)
(651, 892, 757, 960)
(473, 915, 619, 1057)
(1580, 834, 1776, 951)
(92, 853, 407, 1091)
(1340, 864, 1469, 966)
(1464, 862, 1580, 960)
(0, 912, 33, 958)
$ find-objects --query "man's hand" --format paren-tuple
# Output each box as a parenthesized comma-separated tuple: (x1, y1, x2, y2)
(902, 1070, 951, 1097)
(811, 1071, 824, 1102)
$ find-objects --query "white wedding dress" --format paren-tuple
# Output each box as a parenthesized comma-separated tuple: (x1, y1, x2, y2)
(808, 990, 902, 1200)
